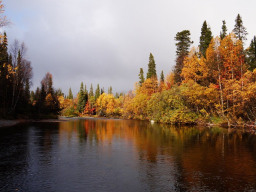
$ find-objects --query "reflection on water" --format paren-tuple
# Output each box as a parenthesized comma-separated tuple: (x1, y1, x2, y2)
(1, 119, 256, 191)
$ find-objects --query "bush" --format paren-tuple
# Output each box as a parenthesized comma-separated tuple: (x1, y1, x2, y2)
(61, 105, 78, 117)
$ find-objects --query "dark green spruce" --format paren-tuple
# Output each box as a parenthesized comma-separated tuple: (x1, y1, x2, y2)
(247, 36, 256, 71)
(174, 30, 193, 83)
(160, 70, 164, 83)
(146, 53, 157, 79)
(233, 14, 248, 42)
(77, 82, 85, 113)
(138, 68, 145, 86)
(220, 20, 227, 40)
(68, 87, 73, 99)
(89, 84, 94, 97)
(95, 84, 100, 99)
(84, 84, 88, 104)
(199, 21, 213, 57)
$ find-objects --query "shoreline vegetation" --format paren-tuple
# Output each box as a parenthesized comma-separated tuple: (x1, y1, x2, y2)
(57, 14, 256, 129)
(1, 116, 256, 132)
(1, 4, 256, 129)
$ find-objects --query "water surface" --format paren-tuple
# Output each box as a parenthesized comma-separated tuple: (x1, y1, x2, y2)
(1, 119, 256, 191)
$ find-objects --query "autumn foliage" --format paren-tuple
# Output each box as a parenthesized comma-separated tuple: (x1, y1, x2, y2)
(57, 15, 256, 126)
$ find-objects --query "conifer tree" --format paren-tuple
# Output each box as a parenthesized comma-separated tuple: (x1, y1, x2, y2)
(88, 84, 95, 110)
(35, 87, 40, 103)
(24, 78, 30, 105)
(233, 14, 248, 42)
(174, 30, 192, 83)
(84, 84, 87, 95)
(68, 87, 73, 99)
(247, 36, 256, 71)
(38, 83, 46, 113)
(77, 82, 85, 113)
(160, 70, 164, 83)
(199, 21, 213, 57)
(100, 88, 104, 95)
(89, 84, 94, 97)
(138, 68, 145, 86)
(95, 84, 100, 99)
(146, 53, 157, 79)
(84, 84, 88, 104)
(220, 20, 227, 40)
(0, 32, 10, 116)
(40, 84, 46, 101)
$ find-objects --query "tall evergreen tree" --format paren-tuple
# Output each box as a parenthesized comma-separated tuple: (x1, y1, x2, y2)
(24, 78, 30, 105)
(247, 36, 256, 71)
(84, 84, 87, 95)
(146, 53, 157, 79)
(174, 30, 193, 83)
(0, 32, 10, 116)
(77, 82, 85, 113)
(68, 87, 73, 99)
(233, 14, 248, 42)
(220, 20, 228, 40)
(84, 84, 88, 104)
(38, 83, 46, 113)
(138, 68, 145, 86)
(160, 70, 164, 83)
(100, 88, 104, 95)
(199, 21, 213, 57)
(89, 84, 94, 97)
(95, 84, 100, 99)
(35, 87, 40, 103)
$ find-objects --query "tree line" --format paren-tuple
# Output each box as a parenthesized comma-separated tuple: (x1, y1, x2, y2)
(59, 14, 256, 126)
(129, 14, 256, 126)
(1, 5, 256, 126)
(0, 31, 61, 118)
(0, 1, 62, 119)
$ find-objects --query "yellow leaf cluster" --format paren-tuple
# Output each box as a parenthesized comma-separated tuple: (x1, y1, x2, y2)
(181, 49, 208, 84)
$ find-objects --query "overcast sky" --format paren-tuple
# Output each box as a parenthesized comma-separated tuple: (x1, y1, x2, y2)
(3, 0, 256, 95)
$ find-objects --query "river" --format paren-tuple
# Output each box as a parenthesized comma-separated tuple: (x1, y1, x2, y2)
(1, 118, 256, 191)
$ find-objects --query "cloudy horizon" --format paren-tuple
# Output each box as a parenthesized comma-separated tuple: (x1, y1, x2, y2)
(3, 0, 256, 95)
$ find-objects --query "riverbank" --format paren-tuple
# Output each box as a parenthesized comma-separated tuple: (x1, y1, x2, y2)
(0, 117, 71, 128)
(1, 115, 256, 130)
(0, 116, 121, 128)
(0, 120, 23, 128)
(61, 115, 256, 131)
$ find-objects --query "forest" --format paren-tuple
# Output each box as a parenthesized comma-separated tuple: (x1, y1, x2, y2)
(58, 14, 256, 126)
(0, 3, 256, 126)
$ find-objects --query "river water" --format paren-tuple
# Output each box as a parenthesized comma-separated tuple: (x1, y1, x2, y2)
(1, 118, 256, 192)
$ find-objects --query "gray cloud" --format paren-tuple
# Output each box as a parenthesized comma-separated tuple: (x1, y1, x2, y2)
(4, 0, 256, 95)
